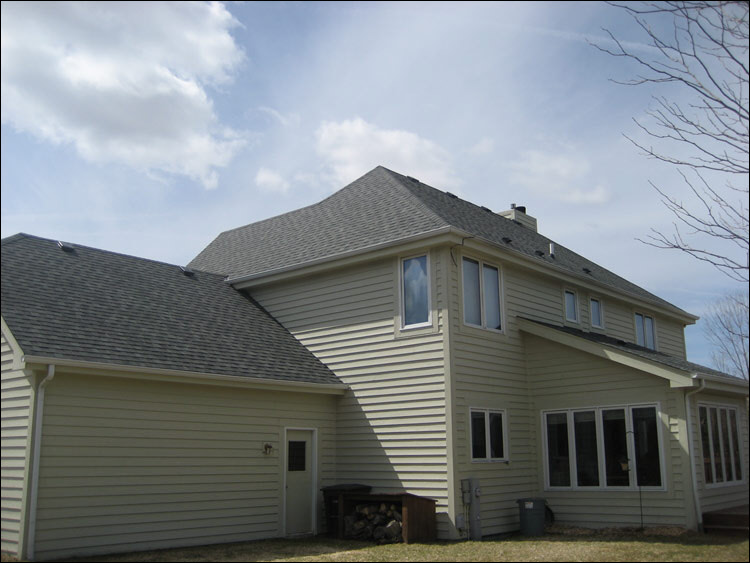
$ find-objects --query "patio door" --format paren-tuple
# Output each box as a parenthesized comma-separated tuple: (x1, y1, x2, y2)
(285, 429, 315, 536)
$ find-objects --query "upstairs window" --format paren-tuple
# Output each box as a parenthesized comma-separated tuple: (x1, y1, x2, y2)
(634, 313, 656, 350)
(590, 298, 603, 328)
(699, 404, 743, 485)
(401, 255, 430, 328)
(462, 257, 502, 331)
(564, 290, 578, 323)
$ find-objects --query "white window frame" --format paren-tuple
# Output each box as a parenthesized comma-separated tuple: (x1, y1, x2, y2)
(634, 312, 657, 350)
(470, 407, 509, 462)
(589, 297, 604, 329)
(698, 402, 745, 488)
(564, 289, 579, 323)
(541, 403, 666, 492)
(461, 256, 504, 333)
(400, 253, 432, 330)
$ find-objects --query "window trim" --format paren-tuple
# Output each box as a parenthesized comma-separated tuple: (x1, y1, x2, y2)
(470, 407, 509, 462)
(400, 253, 432, 330)
(541, 402, 666, 492)
(634, 312, 657, 350)
(564, 288, 579, 323)
(698, 401, 746, 488)
(589, 296, 604, 329)
(461, 255, 504, 333)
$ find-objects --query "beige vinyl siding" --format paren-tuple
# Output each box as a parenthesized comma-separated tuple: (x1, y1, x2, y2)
(524, 334, 694, 529)
(33, 372, 337, 560)
(450, 261, 540, 537)
(599, 299, 686, 358)
(689, 392, 749, 513)
(1, 329, 32, 557)
(251, 250, 451, 537)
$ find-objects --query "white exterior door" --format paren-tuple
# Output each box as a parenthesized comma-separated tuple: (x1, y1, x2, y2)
(285, 429, 314, 536)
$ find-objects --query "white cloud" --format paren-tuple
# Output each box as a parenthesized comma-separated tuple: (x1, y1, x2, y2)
(258, 106, 301, 127)
(507, 149, 611, 204)
(1, 1, 246, 189)
(467, 136, 495, 156)
(255, 167, 290, 193)
(315, 117, 459, 189)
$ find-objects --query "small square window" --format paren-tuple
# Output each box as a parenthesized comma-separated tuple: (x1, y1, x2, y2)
(471, 408, 507, 461)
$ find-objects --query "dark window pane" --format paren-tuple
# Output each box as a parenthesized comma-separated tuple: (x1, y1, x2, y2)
(730, 410, 742, 481)
(574, 411, 599, 486)
(483, 265, 502, 330)
(403, 256, 429, 326)
(463, 259, 481, 326)
(471, 411, 486, 459)
(710, 408, 724, 483)
(603, 409, 629, 486)
(288, 441, 306, 472)
(699, 406, 713, 484)
(720, 409, 734, 482)
(633, 407, 662, 487)
(565, 291, 577, 322)
(546, 413, 570, 487)
(489, 412, 504, 459)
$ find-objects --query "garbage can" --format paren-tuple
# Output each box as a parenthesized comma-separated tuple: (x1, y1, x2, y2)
(516, 498, 546, 536)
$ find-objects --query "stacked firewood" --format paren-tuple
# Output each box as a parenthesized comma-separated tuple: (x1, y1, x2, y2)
(343, 502, 403, 543)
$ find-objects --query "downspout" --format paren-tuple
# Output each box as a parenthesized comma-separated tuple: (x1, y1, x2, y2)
(684, 377, 706, 532)
(27, 364, 55, 561)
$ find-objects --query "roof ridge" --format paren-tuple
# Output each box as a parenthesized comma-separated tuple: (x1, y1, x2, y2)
(378, 167, 453, 228)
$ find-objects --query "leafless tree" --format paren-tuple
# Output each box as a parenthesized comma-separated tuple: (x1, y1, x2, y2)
(593, 1, 749, 283)
(703, 291, 749, 378)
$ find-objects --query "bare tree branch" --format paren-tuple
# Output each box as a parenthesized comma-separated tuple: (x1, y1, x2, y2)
(703, 291, 749, 379)
(592, 1, 749, 283)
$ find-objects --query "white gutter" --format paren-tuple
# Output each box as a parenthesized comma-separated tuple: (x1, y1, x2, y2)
(21, 355, 347, 395)
(684, 377, 707, 532)
(27, 364, 55, 561)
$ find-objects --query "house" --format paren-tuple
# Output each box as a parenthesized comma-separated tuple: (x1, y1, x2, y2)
(2, 165, 748, 560)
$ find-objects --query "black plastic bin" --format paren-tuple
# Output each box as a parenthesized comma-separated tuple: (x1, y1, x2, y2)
(321, 484, 371, 536)
(516, 498, 546, 536)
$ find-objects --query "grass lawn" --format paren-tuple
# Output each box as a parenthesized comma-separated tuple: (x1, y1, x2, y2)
(35, 527, 748, 562)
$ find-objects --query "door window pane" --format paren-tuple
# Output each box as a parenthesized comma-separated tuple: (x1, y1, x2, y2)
(547, 413, 570, 487)
(483, 265, 502, 330)
(603, 409, 629, 486)
(288, 441, 306, 471)
(463, 258, 481, 326)
(720, 409, 734, 482)
(710, 408, 724, 483)
(632, 407, 662, 486)
(730, 410, 742, 481)
(403, 256, 429, 326)
(574, 411, 599, 486)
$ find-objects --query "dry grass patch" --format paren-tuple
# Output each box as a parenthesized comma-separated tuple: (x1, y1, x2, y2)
(27, 528, 749, 563)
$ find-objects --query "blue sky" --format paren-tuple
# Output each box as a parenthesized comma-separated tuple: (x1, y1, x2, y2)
(1, 1, 745, 367)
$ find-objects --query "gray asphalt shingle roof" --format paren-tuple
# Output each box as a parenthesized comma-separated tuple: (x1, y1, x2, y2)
(522, 317, 740, 381)
(189, 166, 690, 317)
(1, 234, 341, 386)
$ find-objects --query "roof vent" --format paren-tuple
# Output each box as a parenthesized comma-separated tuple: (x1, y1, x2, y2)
(180, 266, 195, 277)
(406, 176, 419, 183)
(535, 250, 545, 257)
(480, 206, 493, 213)
(445, 191, 458, 199)
(549, 242, 556, 258)
(583, 267, 592, 275)
(502, 237, 512, 244)
(57, 241, 75, 253)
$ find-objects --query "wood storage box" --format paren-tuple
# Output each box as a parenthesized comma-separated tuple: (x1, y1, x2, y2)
(337, 491, 436, 543)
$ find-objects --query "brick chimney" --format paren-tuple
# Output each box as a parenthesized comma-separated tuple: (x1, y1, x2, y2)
(498, 204, 537, 232)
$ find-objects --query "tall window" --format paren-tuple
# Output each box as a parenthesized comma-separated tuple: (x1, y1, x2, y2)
(590, 298, 603, 328)
(462, 257, 502, 331)
(699, 404, 743, 485)
(634, 313, 656, 350)
(544, 404, 663, 490)
(565, 290, 578, 323)
(471, 408, 507, 461)
(402, 255, 430, 328)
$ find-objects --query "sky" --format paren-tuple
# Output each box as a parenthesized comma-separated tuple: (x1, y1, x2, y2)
(1, 1, 747, 368)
